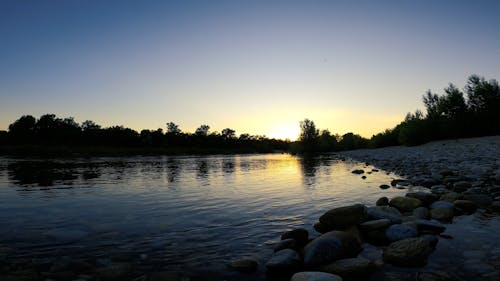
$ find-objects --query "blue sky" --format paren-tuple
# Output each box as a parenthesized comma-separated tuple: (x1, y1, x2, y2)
(1, 0, 499, 139)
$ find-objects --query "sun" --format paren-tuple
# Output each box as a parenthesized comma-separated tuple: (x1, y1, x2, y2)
(267, 123, 301, 141)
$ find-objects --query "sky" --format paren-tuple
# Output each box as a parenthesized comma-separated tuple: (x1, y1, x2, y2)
(1, 0, 499, 140)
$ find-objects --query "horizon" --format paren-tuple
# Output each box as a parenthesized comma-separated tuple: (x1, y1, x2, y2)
(1, 1, 500, 140)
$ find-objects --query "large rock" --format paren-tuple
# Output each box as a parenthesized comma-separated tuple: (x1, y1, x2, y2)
(303, 231, 362, 267)
(385, 224, 417, 242)
(274, 238, 297, 252)
(439, 192, 460, 202)
(453, 200, 477, 213)
(266, 249, 302, 273)
(430, 208, 454, 221)
(291, 272, 343, 281)
(319, 257, 375, 280)
(319, 204, 367, 230)
(359, 219, 391, 231)
(281, 228, 309, 246)
(389, 197, 422, 212)
(412, 207, 430, 219)
(367, 206, 402, 224)
(376, 197, 389, 206)
(463, 194, 493, 207)
(430, 201, 454, 210)
(383, 238, 433, 266)
(452, 181, 471, 192)
(415, 219, 446, 234)
(406, 192, 439, 206)
(229, 258, 258, 272)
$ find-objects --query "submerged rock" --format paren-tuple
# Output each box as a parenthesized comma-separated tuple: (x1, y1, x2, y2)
(415, 219, 446, 234)
(385, 224, 418, 242)
(352, 169, 364, 174)
(430, 208, 454, 221)
(383, 237, 433, 266)
(274, 238, 297, 252)
(281, 228, 309, 246)
(266, 249, 302, 273)
(453, 200, 477, 213)
(229, 258, 258, 272)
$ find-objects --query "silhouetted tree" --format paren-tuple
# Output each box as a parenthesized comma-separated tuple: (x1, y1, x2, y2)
(298, 119, 319, 153)
(195, 125, 210, 136)
(8, 115, 36, 144)
(221, 128, 236, 139)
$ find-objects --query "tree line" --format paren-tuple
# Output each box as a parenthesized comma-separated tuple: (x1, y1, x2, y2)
(1, 74, 498, 154)
(0, 115, 288, 153)
(294, 74, 500, 152)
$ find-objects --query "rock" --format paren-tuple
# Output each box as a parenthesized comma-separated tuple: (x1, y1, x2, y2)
(462, 194, 493, 207)
(281, 228, 309, 246)
(376, 197, 389, 206)
(452, 181, 471, 192)
(314, 222, 330, 234)
(291, 271, 343, 281)
(391, 179, 410, 187)
(416, 270, 463, 281)
(443, 176, 461, 185)
(303, 231, 362, 267)
(352, 169, 364, 174)
(453, 200, 477, 213)
(265, 249, 302, 273)
(319, 204, 367, 230)
(229, 258, 258, 273)
(439, 192, 460, 202)
(379, 184, 390, 190)
(367, 206, 402, 224)
(385, 224, 417, 242)
(383, 238, 433, 266)
(406, 192, 438, 206)
(415, 219, 446, 234)
(319, 257, 375, 280)
(359, 219, 391, 231)
(412, 207, 430, 219)
(274, 238, 297, 252)
(420, 235, 439, 248)
(430, 201, 454, 210)
(430, 208, 454, 221)
(389, 197, 422, 212)
(361, 176, 367, 179)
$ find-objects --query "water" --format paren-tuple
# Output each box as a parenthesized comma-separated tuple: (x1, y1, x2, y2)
(1, 154, 498, 280)
(0, 154, 405, 273)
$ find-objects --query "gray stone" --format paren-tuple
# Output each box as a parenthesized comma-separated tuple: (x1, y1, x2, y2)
(359, 219, 391, 231)
(319, 204, 367, 230)
(319, 257, 375, 280)
(430, 201, 454, 210)
(367, 206, 402, 224)
(406, 192, 439, 206)
(274, 238, 297, 252)
(413, 207, 430, 219)
(376, 197, 389, 206)
(265, 249, 302, 273)
(420, 235, 439, 248)
(291, 272, 343, 281)
(389, 196, 422, 212)
(453, 200, 477, 213)
(415, 219, 446, 234)
(281, 228, 309, 246)
(303, 231, 362, 267)
(430, 208, 454, 221)
(383, 238, 433, 266)
(229, 258, 258, 273)
(385, 224, 418, 242)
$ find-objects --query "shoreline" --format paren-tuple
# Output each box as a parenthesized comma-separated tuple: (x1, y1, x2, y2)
(252, 136, 500, 281)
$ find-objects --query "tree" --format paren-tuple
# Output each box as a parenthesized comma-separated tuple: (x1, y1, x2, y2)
(82, 120, 101, 131)
(221, 128, 236, 139)
(298, 119, 319, 152)
(195, 124, 210, 136)
(166, 122, 181, 135)
(8, 115, 36, 143)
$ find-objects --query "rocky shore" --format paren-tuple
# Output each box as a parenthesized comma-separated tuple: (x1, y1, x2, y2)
(230, 136, 500, 281)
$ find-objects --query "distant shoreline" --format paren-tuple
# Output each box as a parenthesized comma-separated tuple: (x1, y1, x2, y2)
(0, 144, 287, 157)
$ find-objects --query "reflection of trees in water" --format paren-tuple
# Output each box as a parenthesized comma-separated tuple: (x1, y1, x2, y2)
(222, 157, 235, 174)
(166, 158, 180, 183)
(7, 161, 78, 187)
(196, 159, 209, 179)
(299, 155, 333, 186)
